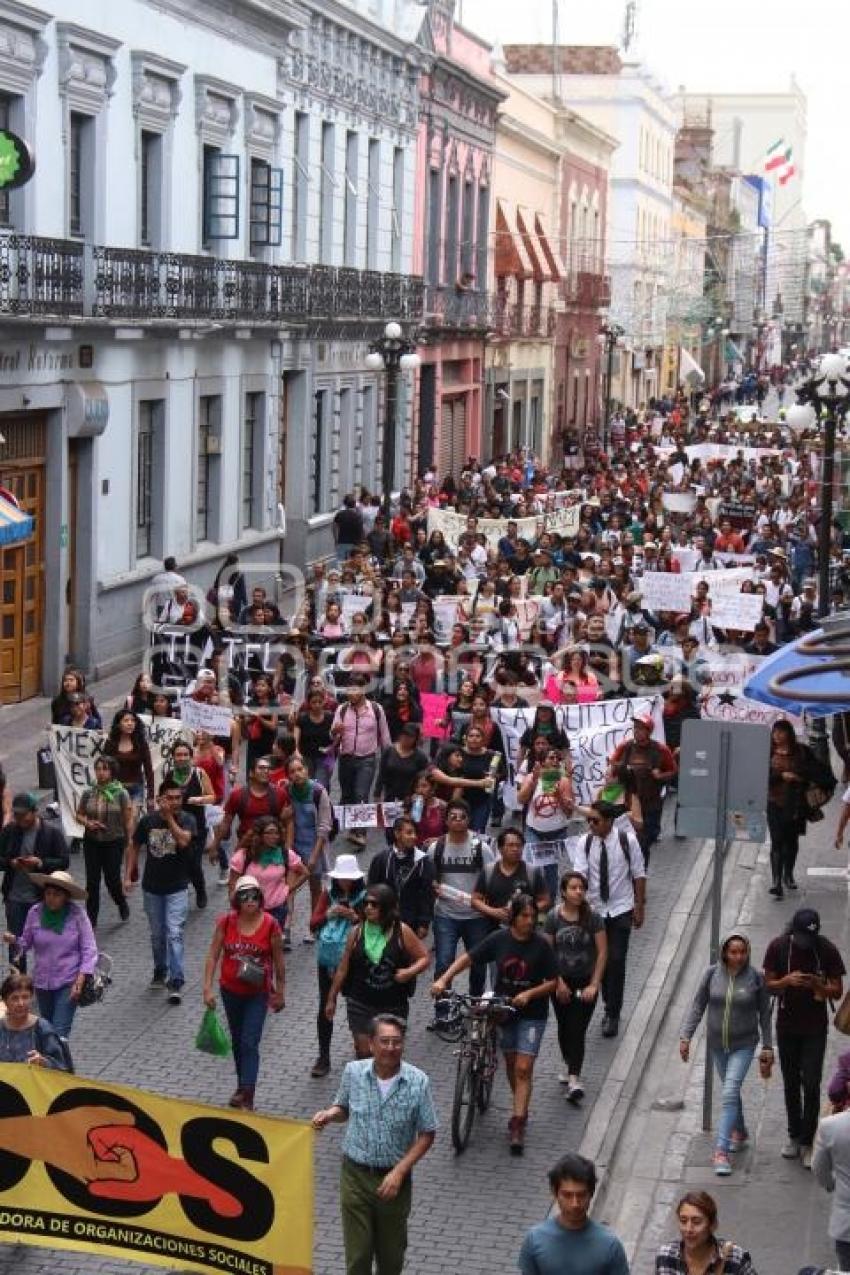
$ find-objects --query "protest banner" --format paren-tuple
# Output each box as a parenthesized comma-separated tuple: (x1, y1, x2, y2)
(0, 1063, 312, 1275)
(178, 698, 235, 737)
(701, 690, 800, 733)
(639, 572, 693, 613)
(427, 503, 580, 551)
(432, 596, 459, 642)
(523, 836, 584, 872)
(50, 723, 193, 840)
(420, 691, 451, 739)
(708, 590, 764, 632)
(661, 491, 695, 515)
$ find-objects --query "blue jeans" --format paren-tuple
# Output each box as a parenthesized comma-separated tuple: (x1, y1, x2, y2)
(221, 987, 268, 1089)
(143, 889, 189, 987)
(467, 800, 492, 834)
(712, 1045, 756, 1153)
(338, 754, 376, 813)
(433, 913, 492, 999)
(37, 985, 77, 1039)
(835, 1238, 850, 1271)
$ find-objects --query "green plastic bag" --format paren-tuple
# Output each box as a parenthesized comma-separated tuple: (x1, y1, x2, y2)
(195, 1006, 231, 1057)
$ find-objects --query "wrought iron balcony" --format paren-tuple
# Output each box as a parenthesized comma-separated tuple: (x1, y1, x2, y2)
(421, 284, 491, 332)
(0, 233, 426, 328)
(565, 270, 611, 309)
(490, 299, 556, 340)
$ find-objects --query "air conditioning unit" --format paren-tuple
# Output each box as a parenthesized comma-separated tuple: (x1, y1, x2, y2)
(204, 436, 222, 455)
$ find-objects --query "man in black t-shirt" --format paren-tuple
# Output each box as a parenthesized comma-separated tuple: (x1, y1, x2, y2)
(125, 779, 194, 1003)
(333, 495, 364, 565)
(472, 828, 549, 928)
(763, 908, 846, 1166)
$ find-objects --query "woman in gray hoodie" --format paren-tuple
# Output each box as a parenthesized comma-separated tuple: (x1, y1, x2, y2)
(679, 933, 774, 1176)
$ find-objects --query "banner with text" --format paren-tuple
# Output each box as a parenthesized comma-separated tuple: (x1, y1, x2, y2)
(427, 503, 581, 551)
(0, 1063, 312, 1275)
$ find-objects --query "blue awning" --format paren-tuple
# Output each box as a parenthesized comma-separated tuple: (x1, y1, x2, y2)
(0, 492, 33, 546)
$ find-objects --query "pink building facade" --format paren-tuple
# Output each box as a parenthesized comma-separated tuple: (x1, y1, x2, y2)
(412, 2, 504, 477)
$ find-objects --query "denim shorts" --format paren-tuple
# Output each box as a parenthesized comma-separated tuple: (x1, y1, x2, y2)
(499, 1016, 547, 1057)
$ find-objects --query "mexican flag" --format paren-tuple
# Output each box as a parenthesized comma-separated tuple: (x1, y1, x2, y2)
(764, 139, 792, 172)
(778, 161, 797, 186)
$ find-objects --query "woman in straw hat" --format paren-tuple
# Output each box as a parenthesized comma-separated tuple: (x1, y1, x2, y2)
(4, 870, 97, 1040)
(308, 853, 366, 1078)
(202, 873, 285, 1111)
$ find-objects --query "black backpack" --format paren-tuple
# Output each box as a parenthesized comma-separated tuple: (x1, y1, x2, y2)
(583, 829, 637, 880)
(433, 834, 486, 879)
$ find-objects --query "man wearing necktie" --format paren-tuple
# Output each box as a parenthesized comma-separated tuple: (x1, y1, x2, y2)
(574, 801, 646, 1039)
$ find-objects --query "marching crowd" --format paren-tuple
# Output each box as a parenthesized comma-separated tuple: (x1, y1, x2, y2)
(2, 376, 850, 1273)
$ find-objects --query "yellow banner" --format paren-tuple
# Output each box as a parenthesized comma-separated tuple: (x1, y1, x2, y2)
(0, 1064, 313, 1275)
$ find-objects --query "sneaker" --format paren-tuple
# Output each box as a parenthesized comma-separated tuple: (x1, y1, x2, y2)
(558, 1071, 571, 1085)
(566, 1081, 585, 1104)
(302, 933, 315, 945)
(801, 1145, 813, 1170)
(196, 889, 208, 910)
(712, 1151, 732, 1176)
(283, 928, 292, 952)
(729, 1131, 749, 1152)
(781, 1139, 800, 1159)
(118, 900, 130, 922)
(217, 871, 230, 887)
(167, 983, 183, 1006)
(508, 1115, 526, 1156)
(310, 1056, 331, 1078)
(601, 1015, 620, 1038)
(150, 970, 166, 988)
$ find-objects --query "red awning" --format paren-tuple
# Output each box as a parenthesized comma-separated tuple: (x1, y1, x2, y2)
(534, 211, 567, 282)
(516, 207, 548, 282)
(495, 200, 532, 280)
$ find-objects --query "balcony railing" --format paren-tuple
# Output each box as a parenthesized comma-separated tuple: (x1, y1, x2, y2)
(0, 234, 425, 327)
(565, 270, 611, 309)
(490, 300, 556, 339)
(421, 284, 491, 331)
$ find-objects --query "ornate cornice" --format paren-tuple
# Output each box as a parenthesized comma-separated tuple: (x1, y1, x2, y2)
(56, 22, 122, 110)
(131, 51, 185, 128)
(0, 0, 49, 94)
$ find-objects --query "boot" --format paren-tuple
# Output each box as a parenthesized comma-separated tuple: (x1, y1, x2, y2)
(508, 1115, 527, 1156)
(228, 1088, 246, 1108)
(240, 1086, 255, 1111)
(768, 849, 783, 898)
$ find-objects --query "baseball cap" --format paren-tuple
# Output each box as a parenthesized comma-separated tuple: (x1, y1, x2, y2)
(233, 875, 263, 898)
(11, 792, 38, 814)
(791, 908, 820, 947)
(633, 714, 654, 731)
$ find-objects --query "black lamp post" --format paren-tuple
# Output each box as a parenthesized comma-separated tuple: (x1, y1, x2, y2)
(789, 355, 850, 620)
(365, 321, 421, 521)
(599, 320, 624, 453)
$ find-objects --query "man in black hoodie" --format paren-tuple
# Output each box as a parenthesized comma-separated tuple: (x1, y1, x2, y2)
(367, 816, 434, 939)
(0, 792, 70, 966)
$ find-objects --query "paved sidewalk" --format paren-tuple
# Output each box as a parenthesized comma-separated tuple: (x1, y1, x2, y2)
(627, 797, 850, 1274)
(0, 672, 714, 1274)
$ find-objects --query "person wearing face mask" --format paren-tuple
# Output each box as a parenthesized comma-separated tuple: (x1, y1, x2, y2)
(679, 933, 773, 1177)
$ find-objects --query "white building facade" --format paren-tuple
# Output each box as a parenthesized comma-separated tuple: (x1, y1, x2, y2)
(0, 0, 424, 700)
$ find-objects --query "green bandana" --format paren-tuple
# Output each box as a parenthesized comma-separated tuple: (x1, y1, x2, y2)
(257, 846, 285, 867)
(171, 765, 191, 786)
(40, 902, 69, 934)
(96, 781, 125, 803)
(290, 779, 312, 803)
(363, 920, 389, 965)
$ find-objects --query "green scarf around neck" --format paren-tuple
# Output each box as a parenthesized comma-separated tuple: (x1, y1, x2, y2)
(257, 846, 285, 867)
(290, 778, 312, 803)
(41, 902, 69, 934)
(171, 765, 191, 786)
(363, 919, 389, 965)
(96, 781, 125, 803)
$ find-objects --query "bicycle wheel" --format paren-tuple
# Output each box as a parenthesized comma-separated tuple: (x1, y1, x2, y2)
(476, 1032, 498, 1113)
(451, 1053, 478, 1153)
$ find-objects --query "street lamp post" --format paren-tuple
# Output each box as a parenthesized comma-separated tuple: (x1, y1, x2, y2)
(599, 321, 624, 454)
(365, 320, 421, 522)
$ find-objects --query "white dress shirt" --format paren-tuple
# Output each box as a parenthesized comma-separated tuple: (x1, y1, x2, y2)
(573, 823, 646, 919)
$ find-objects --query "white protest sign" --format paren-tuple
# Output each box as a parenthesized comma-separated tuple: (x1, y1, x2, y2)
(707, 591, 764, 632)
(339, 590, 373, 623)
(433, 596, 459, 642)
(179, 697, 235, 736)
(640, 572, 693, 613)
(662, 491, 695, 514)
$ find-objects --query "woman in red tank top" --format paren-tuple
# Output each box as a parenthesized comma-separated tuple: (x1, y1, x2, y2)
(202, 874, 285, 1111)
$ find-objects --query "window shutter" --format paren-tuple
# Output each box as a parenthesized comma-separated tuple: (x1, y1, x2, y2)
(204, 152, 240, 240)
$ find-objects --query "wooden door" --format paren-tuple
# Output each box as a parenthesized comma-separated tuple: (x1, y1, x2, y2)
(0, 415, 46, 703)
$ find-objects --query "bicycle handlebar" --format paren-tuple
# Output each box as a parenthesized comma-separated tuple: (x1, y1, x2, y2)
(437, 991, 516, 1016)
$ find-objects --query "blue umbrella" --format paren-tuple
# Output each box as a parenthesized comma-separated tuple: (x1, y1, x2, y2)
(743, 620, 850, 717)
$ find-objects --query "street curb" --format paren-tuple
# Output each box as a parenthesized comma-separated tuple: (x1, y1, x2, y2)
(583, 834, 717, 1219)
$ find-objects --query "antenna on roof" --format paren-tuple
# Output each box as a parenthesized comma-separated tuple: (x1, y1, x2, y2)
(621, 0, 637, 53)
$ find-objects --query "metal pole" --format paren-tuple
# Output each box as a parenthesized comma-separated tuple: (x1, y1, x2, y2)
(603, 334, 614, 454)
(702, 728, 731, 1132)
(818, 401, 837, 621)
(382, 356, 399, 524)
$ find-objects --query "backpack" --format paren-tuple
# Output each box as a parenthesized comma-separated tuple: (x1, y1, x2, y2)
(235, 784, 284, 821)
(34, 1019, 74, 1073)
(480, 859, 535, 903)
(433, 834, 486, 879)
(341, 699, 381, 727)
(583, 829, 637, 881)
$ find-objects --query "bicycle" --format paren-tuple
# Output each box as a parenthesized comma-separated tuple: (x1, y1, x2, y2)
(436, 991, 515, 1153)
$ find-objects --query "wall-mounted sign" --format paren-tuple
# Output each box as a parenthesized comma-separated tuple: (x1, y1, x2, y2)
(0, 130, 34, 189)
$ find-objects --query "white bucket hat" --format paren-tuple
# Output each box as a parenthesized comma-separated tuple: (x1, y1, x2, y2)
(327, 854, 365, 881)
(233, 875, 262, 897)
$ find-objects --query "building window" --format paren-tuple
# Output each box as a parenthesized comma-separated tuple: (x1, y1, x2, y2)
(310, 389, 326, 516)
(197, 394, 221, 542)
(461, 180, 475, 279)
(139, 130, 162, 248)
(444, 174, 459, 285)
(391, 146, 404, 273)
(343, 130, 358, 267)
(291, 111, 308, 260)
(136, 403, 154, 558)
(476, 185, 489, 295)
(427, 168, 440, 286)
(202, 146, 240, 245)
(241, 392, 264, 531)
(249, 157, 283, 250)
(69, 112, 94, 238)
(319, 122, 335, 265)
(366, 138, 380, 271)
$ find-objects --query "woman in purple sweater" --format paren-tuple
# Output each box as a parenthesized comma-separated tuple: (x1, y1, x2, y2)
(4, 870, 97, 1039)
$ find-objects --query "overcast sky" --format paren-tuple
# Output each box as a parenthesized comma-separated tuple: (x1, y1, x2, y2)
(458, 0, 848, 249)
